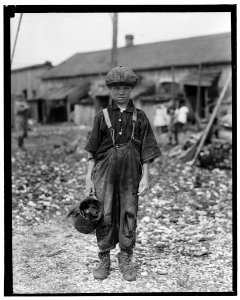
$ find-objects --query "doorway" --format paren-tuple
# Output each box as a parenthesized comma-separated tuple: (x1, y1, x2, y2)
(38, 101, 43, 123)
(184, 85, 206, 119)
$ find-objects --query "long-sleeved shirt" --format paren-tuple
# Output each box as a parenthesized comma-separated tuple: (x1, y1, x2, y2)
(85, 99, 161, 164)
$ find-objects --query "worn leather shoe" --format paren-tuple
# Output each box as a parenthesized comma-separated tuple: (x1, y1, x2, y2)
(93, 251, 110, 280)
(117, 251, 137, 281)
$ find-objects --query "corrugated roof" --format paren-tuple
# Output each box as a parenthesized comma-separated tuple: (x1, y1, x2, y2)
(131, 80, 156, 99)
(42, 32, 231, 79)
(12, 61, 52, 73)
(40, 86, 75, 101)
(90, 82, 109, 98)
(68, 81, 90, 104)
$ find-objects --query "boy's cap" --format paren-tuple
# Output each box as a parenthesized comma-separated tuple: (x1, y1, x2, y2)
(105, 66, 138, 87)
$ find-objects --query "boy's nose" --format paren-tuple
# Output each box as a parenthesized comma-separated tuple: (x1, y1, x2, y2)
(118, 88, 125, 94)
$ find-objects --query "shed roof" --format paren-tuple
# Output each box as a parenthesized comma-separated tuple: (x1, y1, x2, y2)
(39, 80, 90, 104)
(131, 80, 156, 99)
(180, 70, 221, 87)
(42, 32, 231, 79)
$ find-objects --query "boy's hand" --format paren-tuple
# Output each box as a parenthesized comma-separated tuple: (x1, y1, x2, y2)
(85, 175, 95, 197)
(138, 176, 149, 196)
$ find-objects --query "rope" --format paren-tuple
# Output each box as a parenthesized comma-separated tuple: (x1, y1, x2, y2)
(11, 13, 23, 66)
(131, 122, 135, 140)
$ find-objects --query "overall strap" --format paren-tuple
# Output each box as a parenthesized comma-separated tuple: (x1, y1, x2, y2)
(132, 109, 137, 122)
(103, 108, 115, 145)
(103, 108, 112, 129)
(131, 109, 137, 140)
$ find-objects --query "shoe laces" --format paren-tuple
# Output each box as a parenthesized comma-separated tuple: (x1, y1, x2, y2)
(120, 253, 133, 271)
(99, 255, 110, 267)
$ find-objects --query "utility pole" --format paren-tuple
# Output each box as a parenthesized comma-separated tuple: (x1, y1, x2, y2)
(196, 63, 202, 118)
(171, 65, 175, 100)
(111, 13, 118, 68)
(195, 62, 202, 130)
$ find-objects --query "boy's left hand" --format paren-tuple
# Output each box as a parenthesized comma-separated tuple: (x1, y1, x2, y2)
(138, 176, 149, 196)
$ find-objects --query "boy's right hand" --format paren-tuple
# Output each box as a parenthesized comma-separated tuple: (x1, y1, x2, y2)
(85, 175, 95, 197)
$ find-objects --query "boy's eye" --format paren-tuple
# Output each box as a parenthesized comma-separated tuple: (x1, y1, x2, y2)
(112, 86, 131, 91)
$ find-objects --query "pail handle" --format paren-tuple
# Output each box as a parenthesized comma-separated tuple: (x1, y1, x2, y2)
(88, 191, 97, 200)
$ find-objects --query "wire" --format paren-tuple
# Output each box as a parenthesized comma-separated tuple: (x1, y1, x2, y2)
(11, 13, 23, 66)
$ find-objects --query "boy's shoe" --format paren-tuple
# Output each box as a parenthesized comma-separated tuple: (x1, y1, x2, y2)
(93, 251, 110, 280)
(117, 251, 137, 281)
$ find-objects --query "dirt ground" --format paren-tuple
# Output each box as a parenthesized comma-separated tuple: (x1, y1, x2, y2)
(11, 124, 233, 294)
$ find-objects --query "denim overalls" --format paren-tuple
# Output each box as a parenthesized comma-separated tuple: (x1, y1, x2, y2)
(92, 108, 142, 253)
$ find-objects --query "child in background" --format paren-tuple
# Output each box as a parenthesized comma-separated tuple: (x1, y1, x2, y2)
(167, 105, 178, 145)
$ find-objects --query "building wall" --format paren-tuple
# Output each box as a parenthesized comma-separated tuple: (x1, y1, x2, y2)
(74, 104, 95, 126)
(11, 65, 52, 99)
(43, 63, 231, 126)
(29, 102, 39, 121)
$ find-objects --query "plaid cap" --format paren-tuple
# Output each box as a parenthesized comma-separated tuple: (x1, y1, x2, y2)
(105, 66, 138, 87)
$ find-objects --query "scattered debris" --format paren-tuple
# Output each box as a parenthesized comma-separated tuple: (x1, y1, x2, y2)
(12, 124, 232, 293)
(46, 249, 66, 257)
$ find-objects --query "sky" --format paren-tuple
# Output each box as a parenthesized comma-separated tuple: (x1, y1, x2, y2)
(10, 12, 231, 69)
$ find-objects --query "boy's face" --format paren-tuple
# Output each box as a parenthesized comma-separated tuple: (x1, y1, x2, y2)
(109, 85, 133, 107)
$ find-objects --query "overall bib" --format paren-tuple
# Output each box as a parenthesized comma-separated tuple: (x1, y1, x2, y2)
(92, 108, 142, 253)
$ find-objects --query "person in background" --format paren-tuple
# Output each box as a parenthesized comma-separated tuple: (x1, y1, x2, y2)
(153, 104, 170, 135)
(15, 93, 29, 148)
(176, 100, 189, 132)
(167, 104, 178, 145)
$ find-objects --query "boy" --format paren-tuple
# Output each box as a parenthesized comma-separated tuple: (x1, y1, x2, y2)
(85, 66, 161, 281)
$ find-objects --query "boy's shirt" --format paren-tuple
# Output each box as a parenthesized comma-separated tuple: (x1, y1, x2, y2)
(85, 99, 161, 164)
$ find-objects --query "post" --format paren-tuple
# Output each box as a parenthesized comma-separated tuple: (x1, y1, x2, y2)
(155, 82, 159, 101)
(171, 65, 175, 100)
(111, 13, 118, 68)
(41, 100, 46, 124)
(196, 63, 202, 118)
(66, 99, 71, 123)
(45, 101, 50, 123)
(204, 88, 209, 120)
